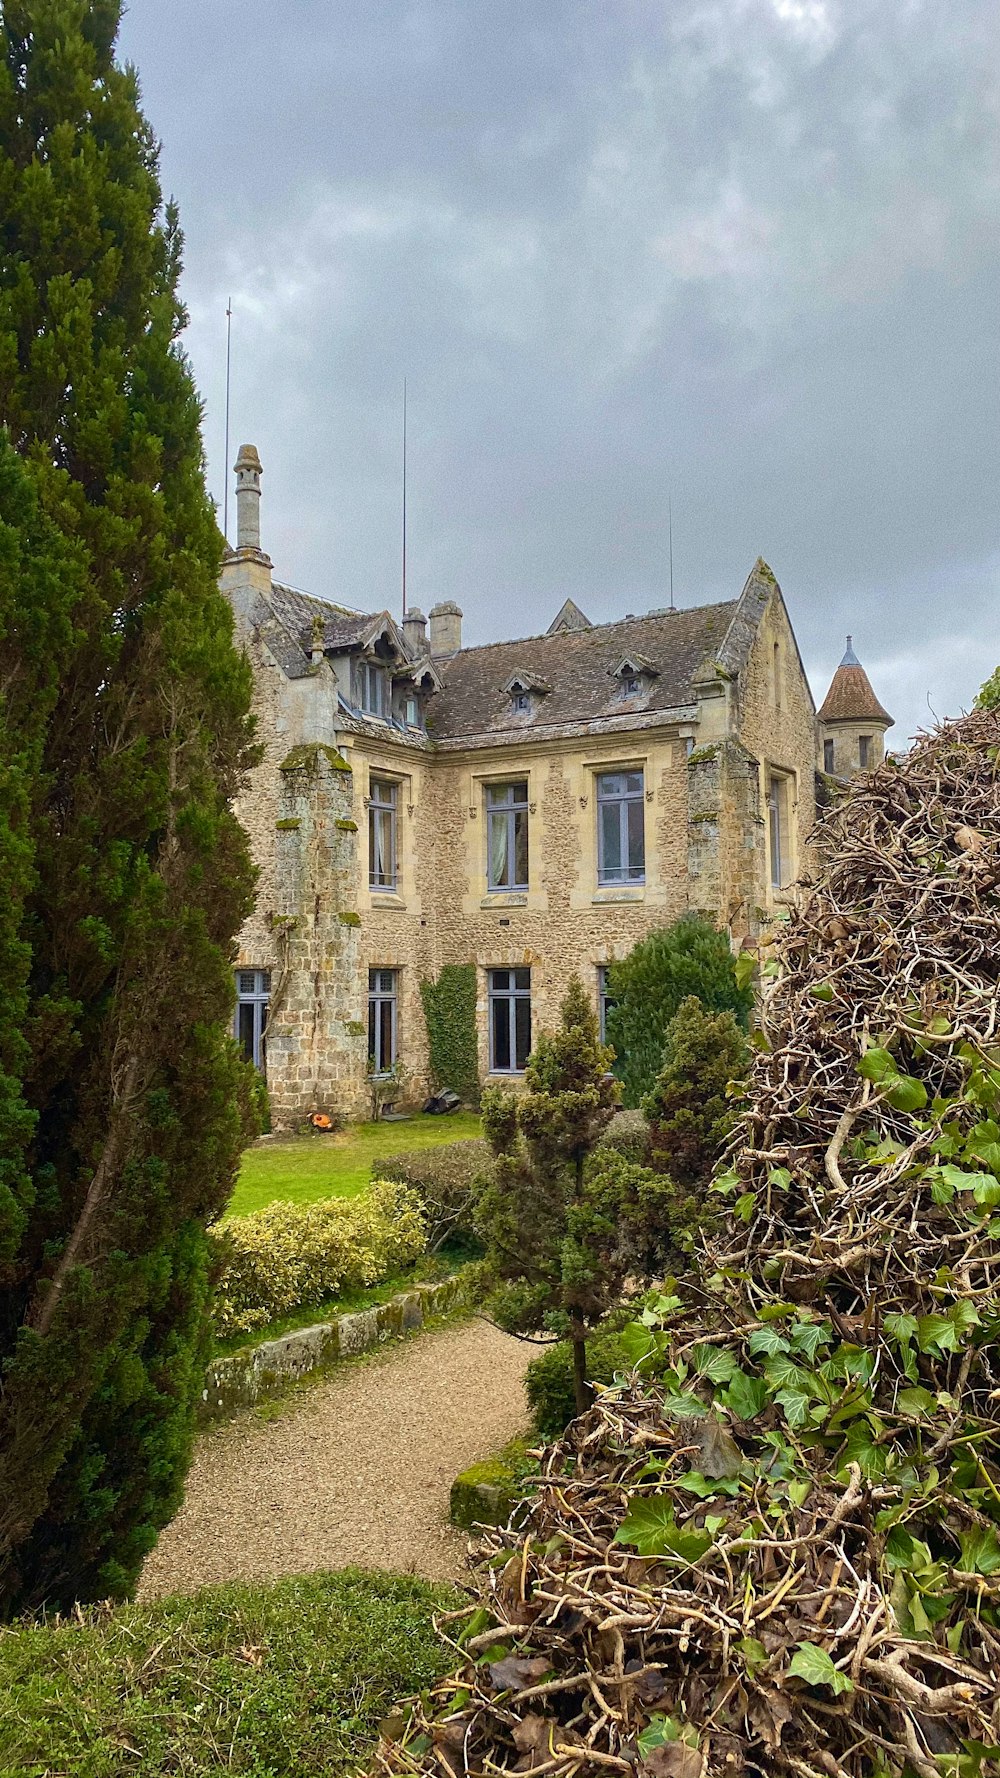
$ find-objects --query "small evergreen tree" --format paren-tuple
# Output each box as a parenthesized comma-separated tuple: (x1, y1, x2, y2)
(643, 996, 750, 1188)
(0, 3, 258, 1615)
(606, 914, 751, 1106)
(475, 978, 619, 1416)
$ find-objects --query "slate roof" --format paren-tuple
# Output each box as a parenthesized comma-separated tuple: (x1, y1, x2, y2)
(270, 583, 411, 659)
(426, 601, 739, 740)
(818, 639, 893, 726)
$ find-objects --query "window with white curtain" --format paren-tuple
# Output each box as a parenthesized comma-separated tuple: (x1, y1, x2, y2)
(596, 771, 645, 885)
(369, 779, 397, 890)
(486, 781, 529, 890)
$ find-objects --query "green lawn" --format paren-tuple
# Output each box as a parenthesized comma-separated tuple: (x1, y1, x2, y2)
(0, 1568, 459, 1778)
(229, 1111, 483, 1216)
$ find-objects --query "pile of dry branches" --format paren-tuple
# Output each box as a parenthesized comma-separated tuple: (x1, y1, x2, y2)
(377, 712, 1000, 1778)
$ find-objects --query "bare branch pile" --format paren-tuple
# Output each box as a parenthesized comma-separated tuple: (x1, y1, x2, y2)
(377, 712, 1000, 1778)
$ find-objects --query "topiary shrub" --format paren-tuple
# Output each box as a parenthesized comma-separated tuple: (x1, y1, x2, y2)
(605, 914, 751, 1107)
(420, 965, 480, 1104)
(643, 995, 749, 1187)
(378, 1141, 494, 1254)
(211, 1181, 426, 1338)
(594, 1108, 650, 1165)
(525, 1325, 641, 1440)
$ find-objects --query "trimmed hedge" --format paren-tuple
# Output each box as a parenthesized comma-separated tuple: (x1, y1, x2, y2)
(212, 1181, 426, 1338)
(378, 1139, 493, 1253)
(0, 1568, 459, 1778)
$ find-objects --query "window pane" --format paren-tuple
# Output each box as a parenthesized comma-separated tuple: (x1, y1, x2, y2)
(600, 802, 622, 878)
(625, 771, 643, 796)
(597, 773, 621, 800)
(513, 810, 528, 886)
(379, 1003, 394, 1071)
(514, 995, 532, 1069)
(491, 996, 511, 1071)
(379, 968, 395, 993)
(626, 798, 645, 876)
(511, 782, 528, 805)
(512, 969, 530, 991)
(237, 1003, 255, 1064)
(491, 969, 510, 992)
(488, 810, 509, 886)
(368, 999, 378, 1062)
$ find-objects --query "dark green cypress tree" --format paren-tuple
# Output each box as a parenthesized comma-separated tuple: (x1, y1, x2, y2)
(605, 914, 752, 1107)
(643, 996, 751, 1188)
(0, 1, 258, 1615)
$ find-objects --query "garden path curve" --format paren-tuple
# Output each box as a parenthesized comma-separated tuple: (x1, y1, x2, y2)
(139, 1318, 532, 1598)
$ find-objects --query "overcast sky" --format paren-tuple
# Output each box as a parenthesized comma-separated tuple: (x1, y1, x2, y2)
(117, 0, 998, 744)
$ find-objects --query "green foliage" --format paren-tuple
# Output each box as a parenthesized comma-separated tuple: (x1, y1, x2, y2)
(0, 1567, 459, 1776)
(378, 1139, 493, 1254)
(420, 964, 480, 1104)
(0, 6, 259, 1614)
(525, 1323, 653, 1439)
(476, 978, 622, 1414)
(594, 1108, 650, 1165)
(212, 1181, 427, 1337)
(606, 915, 752, 1106)
(643, 996, 750, 1188)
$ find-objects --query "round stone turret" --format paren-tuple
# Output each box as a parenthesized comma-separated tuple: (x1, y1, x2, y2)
(234, 443, 263, 553)
(818, 636, 893, 775)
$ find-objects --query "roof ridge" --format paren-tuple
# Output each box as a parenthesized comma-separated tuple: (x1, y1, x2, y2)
(448, 599, 738, 659)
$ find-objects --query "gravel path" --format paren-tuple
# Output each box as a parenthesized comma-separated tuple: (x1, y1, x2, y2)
(139, 1319, 532, 1598)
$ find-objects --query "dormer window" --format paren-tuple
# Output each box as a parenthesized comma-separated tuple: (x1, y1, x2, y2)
(622, 673, 640, 697)
(502, 671, 551, 719)
(359, 660, 388, 718)
(610, 654, 658, 701)
(512, 690, 531, 714)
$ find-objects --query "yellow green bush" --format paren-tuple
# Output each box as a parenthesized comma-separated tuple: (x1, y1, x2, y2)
(212, 1180, 427, 1339)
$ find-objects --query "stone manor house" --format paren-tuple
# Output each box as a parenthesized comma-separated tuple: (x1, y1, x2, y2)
(222, 446, 892, 1126)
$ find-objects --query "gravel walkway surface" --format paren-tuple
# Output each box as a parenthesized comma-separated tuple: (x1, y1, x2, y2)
(139, 1318, 532, 1599)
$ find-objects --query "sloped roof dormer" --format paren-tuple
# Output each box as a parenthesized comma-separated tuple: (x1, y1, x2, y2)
(502, 670, 553, 698)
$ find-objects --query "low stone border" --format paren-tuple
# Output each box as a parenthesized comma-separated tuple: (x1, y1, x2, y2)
(199, 1272, 473, 1425)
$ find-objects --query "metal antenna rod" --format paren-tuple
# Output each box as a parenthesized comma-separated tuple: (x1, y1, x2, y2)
(668, 494, 675, 610)
(223, 297, 233, 542)
(402, 378, 408, 617)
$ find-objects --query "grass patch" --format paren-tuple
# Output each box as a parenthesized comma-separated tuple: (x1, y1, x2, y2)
(230, 1112, 483, 1217)
(0, 1568, 460, 1778)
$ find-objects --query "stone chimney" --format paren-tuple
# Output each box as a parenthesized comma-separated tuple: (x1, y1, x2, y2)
(403, 607, 428, 655)
(234, 443, 264, 553)
(429, 601, 463, 656)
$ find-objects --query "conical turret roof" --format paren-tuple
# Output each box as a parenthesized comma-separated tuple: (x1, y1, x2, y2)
(817, 637, 893, 726)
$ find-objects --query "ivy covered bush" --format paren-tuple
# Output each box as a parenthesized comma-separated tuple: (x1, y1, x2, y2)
(212, 1182, 426, 1338)
(378, 1141, 493, 1254)
(420, 965, 480, 1103)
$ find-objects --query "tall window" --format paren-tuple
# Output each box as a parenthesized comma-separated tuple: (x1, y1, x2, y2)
(489, 968, 531, 1072)
(597, 965, 616, 1045)
(487, 781, 529, 890)
(824, 738, 835, 773)
(768, 775, 789, 891)
(359, 660, 387, 717)
(858, 735, 871, 768)
(235, 969, 270, 1071)
(368, 968, 398, 1073)
(369, 779, 397, 890)
(597, 771, 645, 885)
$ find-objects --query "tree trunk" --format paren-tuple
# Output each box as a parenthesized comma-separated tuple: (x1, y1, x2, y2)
(571, 1320, 592, 1418)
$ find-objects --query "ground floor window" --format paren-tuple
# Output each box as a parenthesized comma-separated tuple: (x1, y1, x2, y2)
(489, 967, 531, 1072)
(235, 969, 270, 1070)
(368, 968, 398, 1073)
(767, 772, 791, 890)
(597, 964, 616, 1044)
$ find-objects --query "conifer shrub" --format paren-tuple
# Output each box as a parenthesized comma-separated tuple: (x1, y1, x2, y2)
(643, 995, 750, 1187)
(594, 1108, 650, 1165)
(212, 1182, 427, 1338)
(378, 1140, 493, 1253)
(605, 914, 751, 1106)
(0, 5, 259, 1613)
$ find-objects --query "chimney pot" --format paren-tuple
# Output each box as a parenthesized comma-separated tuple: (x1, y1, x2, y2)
(234, 443, 263, 552)
(403, 606, 428, 654)
(429, 601, 463, 656)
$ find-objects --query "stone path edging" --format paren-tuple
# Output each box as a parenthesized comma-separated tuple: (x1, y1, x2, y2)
(199, 1272, 473, 1424)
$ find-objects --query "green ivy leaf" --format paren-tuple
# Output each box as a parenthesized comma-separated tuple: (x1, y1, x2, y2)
(809, 982, 834, 1001)
(748, 1325, 789, 1358)
(915, 1313, 961, 1355)
(896, 1386, 936, 1417)
(885, 1312, 918, 1345)
(734, 1192, 756, 1222)
(720, 1370, 768, 1421)
(737, 1637, 768, 1674)
(614, 1499, 713, 1562)
(788, 1644, 854, 1696)
(958, 1526, 1000, 1575)
(886, 1073, 928, 1113)
(691, 1343, 740, 1384)
(858, 1046, 895, 1082)
(789, 1321, 833, 1361)
(676, 1469, 740, 1499)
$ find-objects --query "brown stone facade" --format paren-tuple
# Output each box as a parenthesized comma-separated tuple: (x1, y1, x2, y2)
(224, 540, 823, 1128)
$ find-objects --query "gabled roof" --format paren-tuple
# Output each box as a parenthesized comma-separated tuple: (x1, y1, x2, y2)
(269, 583, 420, 671)
(818, 638, 893, 726)
(426, 600, 740, 740)
(547, 598, 592, 634)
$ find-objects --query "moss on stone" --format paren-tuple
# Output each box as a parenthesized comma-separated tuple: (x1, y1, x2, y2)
(335, 818, 358, 831)
(449, 1435, 535, 1530)
(275, 817, 301, 830)
(339, 910, 361, 927)
(686, 744, 720, 766)
(690, 810, 719, 824)
(279, 743, 352, 774)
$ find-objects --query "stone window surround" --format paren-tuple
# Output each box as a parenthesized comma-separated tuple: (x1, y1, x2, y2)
(487, 965, 532, 1074)
(368, 776, 398, 892)
(368, 965, 398, 1073)
(583, 754, 651, 902)
(363, 763, 414, 909)
(470, 766, 537, 899)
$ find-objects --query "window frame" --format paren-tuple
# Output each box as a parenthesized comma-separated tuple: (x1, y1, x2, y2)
(823, 737, 835, 773)
(368, 967, 398, 1074)
(486, 780, 529, 891)
(488, 967, 532, 1073)
(596, 770, 646, 886)
(767, 772, 791, 892)
(235, 968, 270, 1072)
(359, 659, 388, 718)
(858, 734, 871, 768)
(368, 777, 398, 891)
